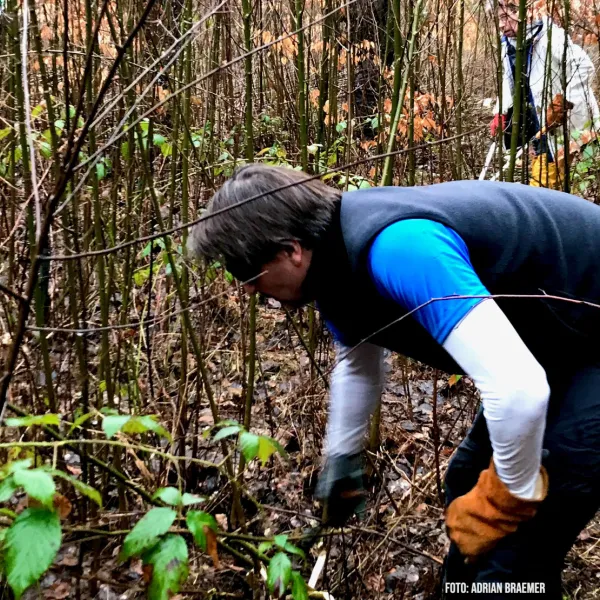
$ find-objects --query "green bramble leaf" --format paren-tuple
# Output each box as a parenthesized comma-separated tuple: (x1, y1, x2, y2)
(186, 511, 217, 552)
(5, 509, 61, 599)
(4, 414, 60, 428)
(267, 552, 292, 597)
(212, 425, 242, 442)
(0, 476, 18, 503)
(239, 432, 260, 462)
(291, 571, 309, 600)
(13, 469, 55, 507)
(143, 534, 189, 600)
(51, 470, 102, 508)
(152, 487, 181, 506)
(120, 508, 177, 561)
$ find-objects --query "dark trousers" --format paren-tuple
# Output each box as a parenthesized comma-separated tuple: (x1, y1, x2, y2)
(442, 363, 600, 599)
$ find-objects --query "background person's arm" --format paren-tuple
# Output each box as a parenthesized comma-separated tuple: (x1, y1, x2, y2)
(548, 23, 597, 128)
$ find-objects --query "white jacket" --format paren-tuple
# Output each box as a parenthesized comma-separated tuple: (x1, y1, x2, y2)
(495, 17, 600, 146)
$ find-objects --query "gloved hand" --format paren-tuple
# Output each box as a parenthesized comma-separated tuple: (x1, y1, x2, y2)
(490, 113, 506, 137)
(546, 94, 574, 130)
(445, 458, 549, 560)
(315, 453, 367, 527)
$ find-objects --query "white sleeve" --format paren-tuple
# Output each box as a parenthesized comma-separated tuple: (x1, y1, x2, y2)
(550, 25, 596, 113)
(324, 342, 385, 458)
(443, 299, 550, 500)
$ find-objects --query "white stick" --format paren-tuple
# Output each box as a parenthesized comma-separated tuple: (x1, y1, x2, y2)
(308, 551, 327, 589)
(479, 141, 496, 180)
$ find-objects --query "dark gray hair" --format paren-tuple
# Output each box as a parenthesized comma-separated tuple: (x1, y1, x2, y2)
(189, 164, 341, 280)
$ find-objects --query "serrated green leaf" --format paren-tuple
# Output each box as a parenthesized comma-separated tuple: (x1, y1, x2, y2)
(240, 432, 260, 462)
(258, 541, 274, 556)
(152, 487, 181, 506)
(4, 414, 60, 427)
(54, 119, 65, 131)
(212, 425, 242, 442)
(31, 104, 45, 119)
(133, 267, 150, 287)
(583, 145, 596, 160)
(181, 493, 205, 506)
(152, 134, 166, 146)
(51, 471, 102, 508)
(120, 507, 177, 561)
(269, 438, 288, 459)
(186, 511, 217, 552)
(68, 412, 94, 435)
(160, 142, 172, 157)
(143, 534, 188, 600)
(257, 436, 277, 466)
(5, 508, 61, 599)
(13, 469, 55, 507)
(124, 415, 171, 441)
(358, 179, 371, 189)
(283, 541, 305, 560)
(291, 571, 309, 600)
(0, 127, 12, 141)
(102, 414, 131, 439)
(0, 476, 17, 502)
(267, 552, 292, 597)
(273, 534, 288, 549)
(39, 142, 52, 159)
(258, 437, 287, 465)
(142, 242, 153, 257)
(96, 162, 106, 181)
(4, 459, 33, 475)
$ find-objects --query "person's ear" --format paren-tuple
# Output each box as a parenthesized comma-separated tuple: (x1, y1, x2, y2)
(287, 240, 304, 266)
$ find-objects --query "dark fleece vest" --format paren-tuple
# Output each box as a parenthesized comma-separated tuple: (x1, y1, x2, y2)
(315, 180, 600, 374)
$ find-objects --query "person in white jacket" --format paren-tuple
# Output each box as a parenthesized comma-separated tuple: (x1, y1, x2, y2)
(491, 1, 600, 188)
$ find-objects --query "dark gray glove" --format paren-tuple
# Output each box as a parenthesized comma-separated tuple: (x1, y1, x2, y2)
(315, 453, 367, 527)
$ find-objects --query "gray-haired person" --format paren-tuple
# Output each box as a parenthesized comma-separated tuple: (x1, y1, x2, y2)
(190, 164, 600, 596)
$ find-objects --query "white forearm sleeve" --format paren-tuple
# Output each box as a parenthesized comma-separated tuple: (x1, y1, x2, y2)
(443, 299, 550, 500)
(325, 342, 385, 458)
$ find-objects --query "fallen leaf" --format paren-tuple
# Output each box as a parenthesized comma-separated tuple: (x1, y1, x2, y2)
(58, 554, 79, 567)
(205, 526, 220, 569)
(45, 581, 71, 599)
(40, 24, 53, 41)
(53, 494, 73, 519)
(142, 563, 153, 584)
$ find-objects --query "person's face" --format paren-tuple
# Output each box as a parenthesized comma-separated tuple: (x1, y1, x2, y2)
(242, 241, 313, 306)
(498, 1, 519, 37)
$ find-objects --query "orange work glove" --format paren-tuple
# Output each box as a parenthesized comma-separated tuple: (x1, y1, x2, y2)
(490, 113, 506, 137)
(546, 94, 575, 130)
(445, 459, 549, 560)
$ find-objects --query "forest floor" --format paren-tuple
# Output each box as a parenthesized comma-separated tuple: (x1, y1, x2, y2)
(14, 302, 600, 600)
